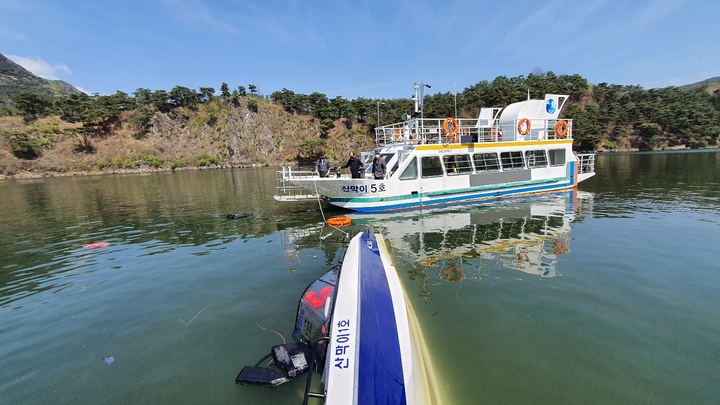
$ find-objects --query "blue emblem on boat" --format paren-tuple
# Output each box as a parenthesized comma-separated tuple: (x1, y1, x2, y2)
(546, 98, 556, 114)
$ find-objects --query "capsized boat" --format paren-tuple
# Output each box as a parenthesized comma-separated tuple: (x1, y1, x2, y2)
(236, 231, 440, 404)
(275, 84, 595, 212)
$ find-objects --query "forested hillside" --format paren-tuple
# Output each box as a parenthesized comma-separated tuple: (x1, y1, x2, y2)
(1, 62, 719, 178)
(0, 54, 81, 113)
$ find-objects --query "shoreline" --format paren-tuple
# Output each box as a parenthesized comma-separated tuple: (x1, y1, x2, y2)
(0, 163, 278, 181)
(3, 147, 718, 181)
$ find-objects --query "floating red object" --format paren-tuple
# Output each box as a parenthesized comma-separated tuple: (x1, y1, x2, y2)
(84, 242, 110, 249)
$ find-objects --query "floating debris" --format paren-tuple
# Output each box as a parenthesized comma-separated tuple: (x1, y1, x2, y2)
(84, 242, 110, 249)
(227, 213, 252, 220)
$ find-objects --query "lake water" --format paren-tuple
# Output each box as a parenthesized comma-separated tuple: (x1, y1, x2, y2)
(1, 151, 719, 404)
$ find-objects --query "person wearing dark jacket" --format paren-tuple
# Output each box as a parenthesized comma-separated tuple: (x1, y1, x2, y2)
(372, 152, 386, 180)
(340, 152, 365, 178)
(315, 152, 330, 177)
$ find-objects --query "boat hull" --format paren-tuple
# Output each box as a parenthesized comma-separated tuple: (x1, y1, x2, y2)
(288, 157, 590, 212)
(325, 232, 439, 404)
(327, 177, 577, 212)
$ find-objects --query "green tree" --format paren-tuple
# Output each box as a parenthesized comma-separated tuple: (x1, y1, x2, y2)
(351, 97, 372, 123)
(91, 91, 134, 132)
(13, 91, 53, 122)
(55, 93, 93, 124)
(423, 92, 456, 118)
(199, 87, 215, 102)
(133, 88, 153, 107)
(151, 90, 172, 113)
(320, 118, 335, 137)
(220, 83, 230, 100)
(68, 127, 94, 152)
(5, 130, 51, 158)
(129, 106, 154, 138)
(308, 92, 330, 119)
(169, 86, 201, 109)
(270, 88, 300, 113)
(330, 96, 351, 120)
(639, 122, 662, 139)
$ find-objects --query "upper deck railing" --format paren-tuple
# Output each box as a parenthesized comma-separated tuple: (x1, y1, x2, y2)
(374, 118, 573, 147)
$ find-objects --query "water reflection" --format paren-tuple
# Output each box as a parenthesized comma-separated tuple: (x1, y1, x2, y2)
(347, 191, 593, 301)
(584, 150, 720, 218)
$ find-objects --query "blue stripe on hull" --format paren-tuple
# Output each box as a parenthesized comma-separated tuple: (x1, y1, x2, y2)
(358, 232, 407, 404)
(333, 178, 575, 213)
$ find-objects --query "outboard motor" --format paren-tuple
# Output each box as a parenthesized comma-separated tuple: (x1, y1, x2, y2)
(235, 265, 339, 388)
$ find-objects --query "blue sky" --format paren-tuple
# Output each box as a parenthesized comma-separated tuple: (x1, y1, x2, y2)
(2, 0, 718, 100)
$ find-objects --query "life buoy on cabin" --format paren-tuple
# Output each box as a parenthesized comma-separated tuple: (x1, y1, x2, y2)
(442, 117, 459, 140)
(327, 217, 352, 227)
(393, 128, 402, 142)
(554, 120, 569, 138)
(517, 118, 531, 136)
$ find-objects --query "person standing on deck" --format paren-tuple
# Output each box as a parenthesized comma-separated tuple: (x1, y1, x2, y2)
(340, 152, 365, 178)
(372, 152, 386, 180)
(315, 152, 330, 177)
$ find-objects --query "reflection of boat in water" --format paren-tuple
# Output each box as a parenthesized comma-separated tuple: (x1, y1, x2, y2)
(236, 231, 440, 404)
(275, 84, 595, 212)
(350, 191, 592, 285)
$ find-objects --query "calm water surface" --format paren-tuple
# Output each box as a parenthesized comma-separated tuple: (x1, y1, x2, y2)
(1, 151, 719, 404)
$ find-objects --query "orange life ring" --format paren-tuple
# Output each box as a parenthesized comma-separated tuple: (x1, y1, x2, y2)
(327, 217, 352, 227)
(517, 118, 531, 136)
(553, 240, 568, 254)
(393, 128, 404, 142)
(442, 117, 459, 139)
(554, 120, 568, 138)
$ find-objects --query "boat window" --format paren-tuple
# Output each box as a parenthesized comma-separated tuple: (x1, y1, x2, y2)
(525, 150, 548, 168)
(443, 154, 473, 175)
(399, 156, 418, 180)
(548, 149, 566, 166)
(388, 161, 398, 178)
(473, 152, 500, 172)
(421, 156, 443, 177)
(500, 151, 525, 170)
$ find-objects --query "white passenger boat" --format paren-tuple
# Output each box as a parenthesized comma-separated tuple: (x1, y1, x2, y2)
(275, 85, 595, 212)
(236, 231, 440, 404)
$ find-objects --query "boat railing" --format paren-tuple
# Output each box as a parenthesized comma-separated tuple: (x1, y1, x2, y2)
(375, 118, 574, 146)
(274, 167, 322, 202)
(576, 153, 596, 175)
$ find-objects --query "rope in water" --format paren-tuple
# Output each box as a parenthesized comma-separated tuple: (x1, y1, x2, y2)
(314, 180, 349, 239)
